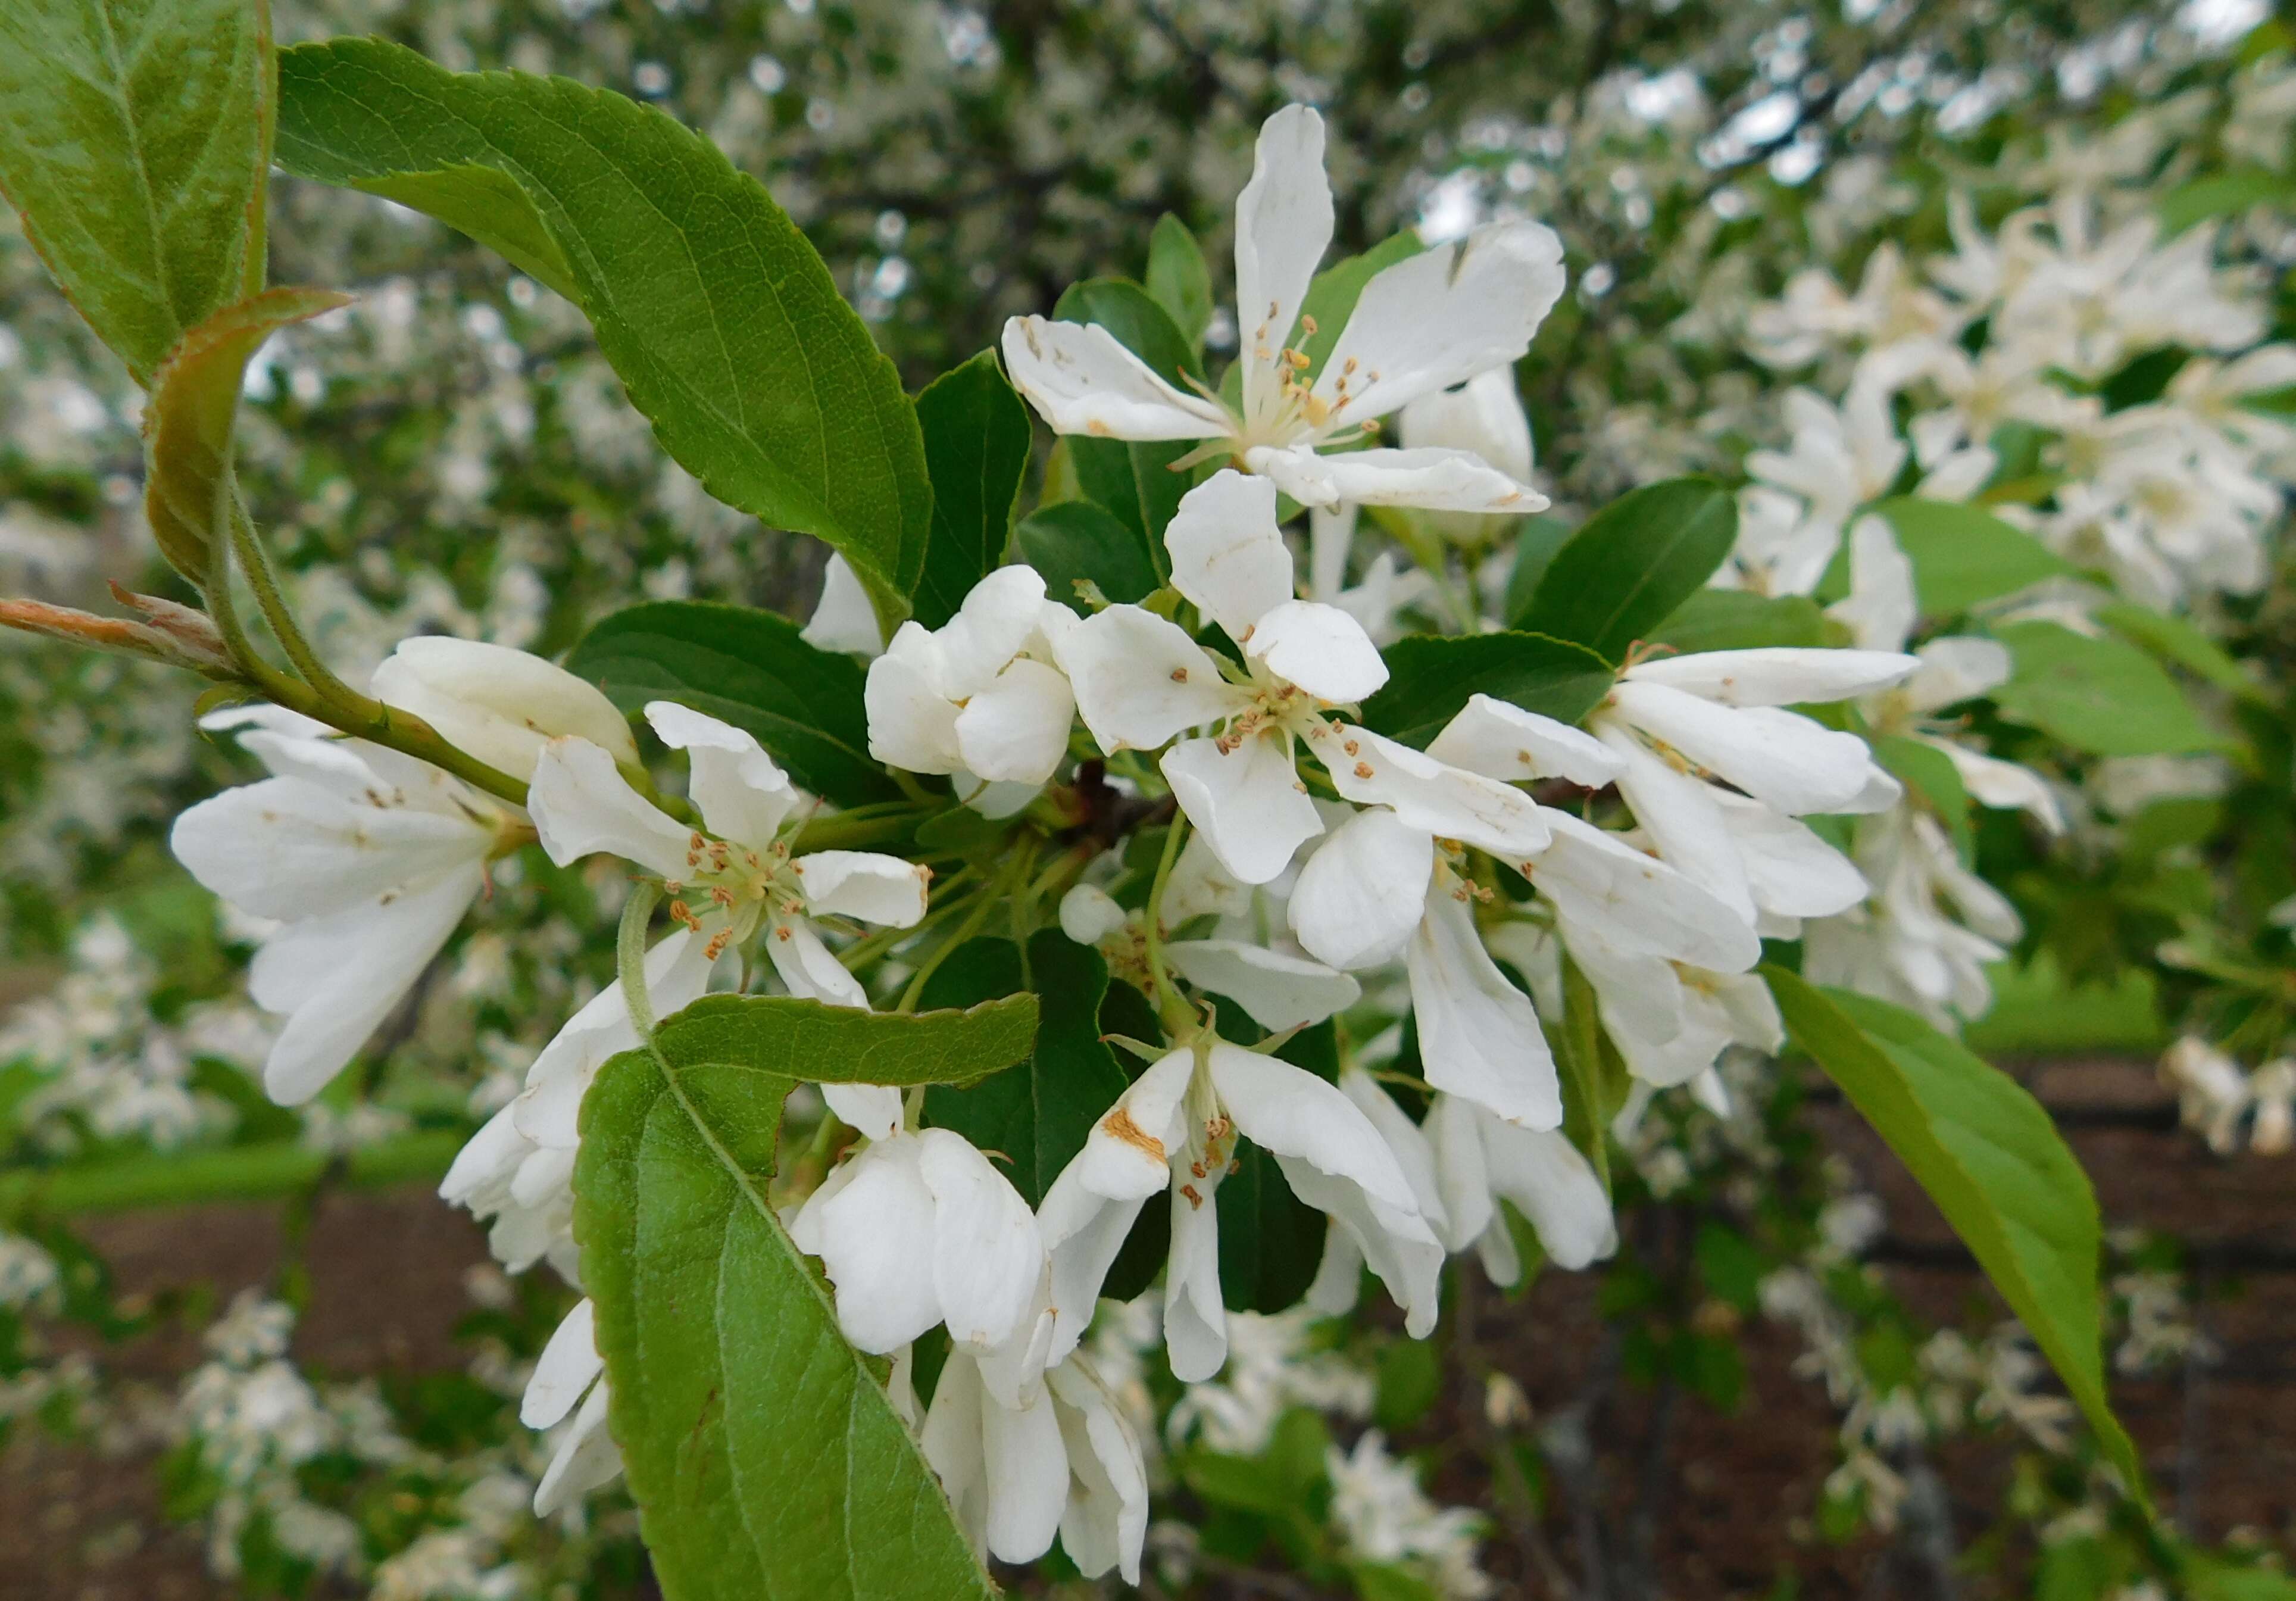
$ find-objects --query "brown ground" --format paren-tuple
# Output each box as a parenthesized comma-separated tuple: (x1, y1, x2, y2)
(4, 1056, 2291, 1600)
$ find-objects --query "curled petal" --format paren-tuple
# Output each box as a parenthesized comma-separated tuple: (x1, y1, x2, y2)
(1001, 315, 1229, 442)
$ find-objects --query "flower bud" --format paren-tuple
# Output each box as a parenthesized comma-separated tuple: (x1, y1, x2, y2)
(372, 636, 637, 780)
(1399, 367, 1536, 545)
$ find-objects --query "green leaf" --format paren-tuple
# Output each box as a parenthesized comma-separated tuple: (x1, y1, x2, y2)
(274, 38, 932, 620)
(1295, 231, 1423, 376)
(2157, 166, 2295, 237)
(574, 1048, 995, 1601)
(652, 993, 1038, 1087)
(1764, 969, 2147, 1502)
(1054, 278, 1199, 565)
(1870, 734, 1973, 860)
(1348, 1562, 1446, 1601)
(0, 0, 272, 386)
(1373, 1338, 1442, 1431)
(2095, 601, 2267, 705)
(1649, 588, 1829, 653)
(1145, 213, 1214, 359)
(1518, 478, 1738, 664)
(1868, 498, 2076, 616)
(1992, 621, 2219, 757)
(1014, 499, 1161, 613)
(1361, 631, 1616, 748)
(566, 601, 896, 808)
(1553, 955, 1622, 1194)
(919, 932, 1133, 1208)
(1500, 516, 1571, 628)
(142, 288, 351, 586)
(909, 351, 1032, 631)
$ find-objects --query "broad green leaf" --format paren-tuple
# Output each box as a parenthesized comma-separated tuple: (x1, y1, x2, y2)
(919, 932, 1133, 1207)
(1519, 478, 1738, 664)
(1295, 231, 1423, 377)
(1869, 498, 2076, 616)
(1993, 621, 2218, 757)
(1145, 213, 1214, 359)
(274, 38, 932, 620)
(1361, 631, 1616, 748)
(566, 601, 896, 808)
(1870, 734, 1973, 861)
(2095, 601, 2267, 704)
(142, 288, 351, 586)
(574, 1047, 995, 1601)
(1054, 278, 1199, 565)
(652, 993, 1038, 1087)
(1765, 969, 2147, 1500)
(0, 0, 271, 386)
(1015, 499, 1161, 613)
(1650, 588, 1830, 654)
(1500, 515, 1571, 627)
(2157, 166, 2294, 237)
(910, 351, 1031, 630)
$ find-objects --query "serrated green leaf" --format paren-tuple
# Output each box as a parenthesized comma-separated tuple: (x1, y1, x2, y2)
(1993, 620, 2218, 757)
(566, 601, 896, 807)
(652, 993, 1038, 1087)
(0, 0, 272, 386)
(142, 288, 351, 585)
(1519, 478, 1738, 664)
(1649, 588, 1830, 653)
(1360, 631, 1616, 748)
(2095, 601, 2267, 705)
(911, 351, 1031, 631)
(274, 38, 932, 619)
(573, 1047, 995, 1601)
(1869, 498, 2077, 616)
(1054, 278, 1199, 565)
(918, 932, 1132, 1208)
(1146, 213, 1213, 359)
(1015, 499, 1161, 613)
(1765, 969, 2147, 1503)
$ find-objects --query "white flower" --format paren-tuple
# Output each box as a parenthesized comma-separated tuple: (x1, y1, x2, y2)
(518, 1299, 623, 1515)
(801, 553, 886, 657)
(1325, 1430, 1495, 1601)
(1590, 648, 1916, 932)
(921, 1351, 1148, 1583)
(1001, 106, 1563, 514)
(1398, 367, 1537, 544)
(527, 700, 928, 1004)
(1550, 912, 1783, 1090)
(1804, 807, 2022, 1028)
(1035, 1038, 1433, 1380)
(1304, 1068, 1449, 1336)
(171, 707, 504, 1104)
(789, 1091, 1049, 1395)
(1424, 1093, 1616, 1288)
(1057, 472, 1550, 884)
(865, 565, 1077, 790)
(371, 636, 637, 779)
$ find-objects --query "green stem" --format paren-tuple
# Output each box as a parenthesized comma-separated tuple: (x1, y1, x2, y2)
(792, 806, 935, 854)
(1142, 811, 1198, 1034)
(228, 496, 376, 717)
(896, 847, 1033, 1013)
(836, 864, 982, 973)
(617, 880, 664, 1037)
(0, 1132, 466, 1218)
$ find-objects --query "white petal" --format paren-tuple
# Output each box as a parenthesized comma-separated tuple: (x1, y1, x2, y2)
(919, 1129, 1047, 1355)
(1397, 366, 1536, 482)
(920, 1352, 990, 1551)
(1523, 812, 1760, 973)
(1164, 470, 1294, 640)
(1247, 443, 1545, 515)
(1277, 1153, 1444, 1336)
(1308, 502, 1357, 603)
(1001, 315, 1229, 441)
(799, 850, 930, 928)
(938, 567, 1051, 698)
(1936, 741, 2064, 832)
(1047, 1358, 1150, 1584)
(533, 1381, 623, 1515)
(954, 658, 1074, 785)
(765, 918, 869, 1007)
(1476, 1119, 1616, 1269)
(1339, 1067, 1448, 1234)
(800, 552, 885, 657)
(1425, 1094, 1495, 1254)
(1711, 791, 1870, 919)
(1162, 1178, 1229, 1382)
(1622, 647, 1919, 707)
(1307, 1224, 1367, 1316)
(1827, 516, 1918, 655)
(1312, 220, 1567, 421)
(981, 1377, 1070, 1564)
(1162, 732, 1325, 886)
(1164, 939, 1361, 1031)
(1246, 599, 1388, 704)
(521, 1299, 601, 1429)
(1319, 724, 1550, 857)
(865, 633, 966, 775)
(643, 701, 797, 852)
(1234, 104, 1335, 420)
(1054, 1050, 1197, 1208)
(1058, 884, 1129, 945)
(1207, 1043, 1417, 1212)
(1054, 606, 1237, 753)
(516, 928, 713, 1149)
(441, 1102, 532, 1210)
(1427, 694, 1622, 788)
(788, 1140, 944, 1352)
(1904, 636, 2013, 711)
(170, 778, 486, 922)
(527, 736, 692, 878)
(251, 864, 484, 1103)
(372, 636, 636, 779)
(1406, 888, 1561, 1129)
(1609, 682, 1881, 814)
(1287, 807, 1433, 971)
(1164, 827, 1256, 922)
(823, 1083, 903, 1141)
(1600, 722, 1754, 923)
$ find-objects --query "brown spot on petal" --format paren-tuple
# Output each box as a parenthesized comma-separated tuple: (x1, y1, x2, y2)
(1354, 762, 1374, 779)
(1170, 667, 1188, 683)
(1102, 1108, 1166, 1162)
